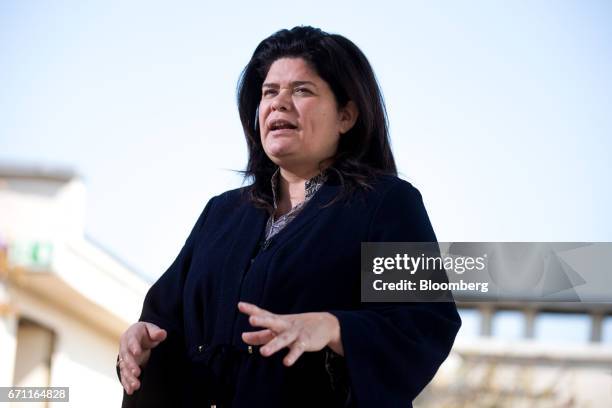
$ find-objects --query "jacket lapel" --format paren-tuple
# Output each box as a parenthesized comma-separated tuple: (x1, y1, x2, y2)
(213, 201, 268, 344)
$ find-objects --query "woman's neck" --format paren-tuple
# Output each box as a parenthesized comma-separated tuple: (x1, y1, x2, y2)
(274, 165, 324, 217)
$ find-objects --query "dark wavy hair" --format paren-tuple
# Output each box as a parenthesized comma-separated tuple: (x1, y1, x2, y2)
(236, 26, 397, 212)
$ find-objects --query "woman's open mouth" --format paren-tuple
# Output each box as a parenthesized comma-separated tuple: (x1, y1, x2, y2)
(267, 118, 298, 136)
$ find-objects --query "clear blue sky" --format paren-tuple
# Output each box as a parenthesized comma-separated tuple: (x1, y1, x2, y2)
(1, 0, 611, 281)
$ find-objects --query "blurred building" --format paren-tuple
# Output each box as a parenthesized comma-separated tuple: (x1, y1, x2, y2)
(0, 165, 148, 407)
(416, 300, 612, 407)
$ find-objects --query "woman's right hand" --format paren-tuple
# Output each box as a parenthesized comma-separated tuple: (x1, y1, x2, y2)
(118, 322, 167, 395)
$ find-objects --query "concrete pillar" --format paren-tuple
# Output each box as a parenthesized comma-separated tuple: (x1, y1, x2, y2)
(524, 308, 536, 339)
(480, 306, 494, 337)
(590, 313, 603, 343)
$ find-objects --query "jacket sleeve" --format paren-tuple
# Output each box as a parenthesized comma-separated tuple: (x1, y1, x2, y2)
(328, 181, 461, 407)
(121, 197, 216, 408)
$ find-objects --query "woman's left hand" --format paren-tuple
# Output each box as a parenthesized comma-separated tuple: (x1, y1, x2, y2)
(238, 301, 343, 367)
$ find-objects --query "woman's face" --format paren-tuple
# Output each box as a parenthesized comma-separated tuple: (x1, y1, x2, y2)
(258, 57, 357, 172)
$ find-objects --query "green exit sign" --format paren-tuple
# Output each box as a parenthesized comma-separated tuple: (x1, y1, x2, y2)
(9, 241, 54, 269)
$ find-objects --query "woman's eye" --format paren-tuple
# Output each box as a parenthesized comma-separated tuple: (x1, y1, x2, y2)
(263, 89, 276, 96)
(295, 88, 311, 94)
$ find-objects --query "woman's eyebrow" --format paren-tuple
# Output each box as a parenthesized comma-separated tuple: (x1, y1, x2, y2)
(262, 80, 317, 89)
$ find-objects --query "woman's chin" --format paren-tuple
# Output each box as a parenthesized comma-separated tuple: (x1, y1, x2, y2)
(265, 143, 297, 159)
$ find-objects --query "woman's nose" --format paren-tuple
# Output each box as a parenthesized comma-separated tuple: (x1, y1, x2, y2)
(271, 90, 291, 112)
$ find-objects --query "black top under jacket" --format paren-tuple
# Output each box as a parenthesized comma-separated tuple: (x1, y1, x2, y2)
(121, 173, 461, 408)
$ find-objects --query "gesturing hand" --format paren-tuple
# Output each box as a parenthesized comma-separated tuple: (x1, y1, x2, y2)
(238, 301, 343, 367)
(118, 322, 167, 395)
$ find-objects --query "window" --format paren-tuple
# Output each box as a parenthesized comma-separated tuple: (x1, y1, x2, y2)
(534, 312, 589, 344)
(492, 310, 524, 340)
(602, 316, 612, 343)
(13, 318, 55, 388)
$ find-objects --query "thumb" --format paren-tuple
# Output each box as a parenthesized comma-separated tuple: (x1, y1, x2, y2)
(143, 323, 167, 348)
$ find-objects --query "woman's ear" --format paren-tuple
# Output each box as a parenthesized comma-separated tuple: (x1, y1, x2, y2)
(338, 101, 359, 135)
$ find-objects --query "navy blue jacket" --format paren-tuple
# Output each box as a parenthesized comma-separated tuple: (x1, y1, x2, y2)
(121, 174, 461, 407)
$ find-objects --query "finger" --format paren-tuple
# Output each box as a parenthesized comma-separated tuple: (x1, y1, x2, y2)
(124, 378, 140, 395)
(249, 314, 290, 332)
(143, 324, 167, 348)
(284, 340, 307, 367)
(145, 323, 167, 341)
(121, 359, 141, 379)
(119, 361, 138, 385)
(122, 368, 140, 392)
(238, 301, 274, 317)
(121, 371, 134, 395)
(128, 338, 143, 359)
(130, 364, 141, 378)
(121, 351, 140, 373)
(121, 376, 131, 394)
(242, 329, 276, 345)
(261, 330, 298, 357)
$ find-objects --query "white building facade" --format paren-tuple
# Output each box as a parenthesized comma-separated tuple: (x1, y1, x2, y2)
(0, 166, 148, 407)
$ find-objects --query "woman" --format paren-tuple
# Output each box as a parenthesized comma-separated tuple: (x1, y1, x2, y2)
(118, 26, 460, 407)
